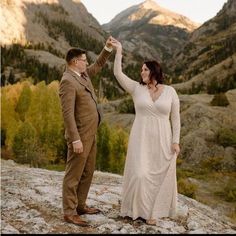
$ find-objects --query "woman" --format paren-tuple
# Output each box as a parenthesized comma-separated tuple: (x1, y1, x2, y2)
(111, 39, 181, 225)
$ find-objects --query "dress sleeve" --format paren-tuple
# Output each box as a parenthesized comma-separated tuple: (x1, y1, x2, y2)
(170, 87, 181, 144)
(113, 51, 137, 94)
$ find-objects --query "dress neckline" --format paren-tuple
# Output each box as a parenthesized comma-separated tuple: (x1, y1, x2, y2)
(146, 84, 166, 103)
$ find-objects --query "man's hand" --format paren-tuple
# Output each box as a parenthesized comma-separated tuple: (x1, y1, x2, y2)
(73, 140, 83, 154)
(110, 38, 122, 53)
(105, 36, 115, 49)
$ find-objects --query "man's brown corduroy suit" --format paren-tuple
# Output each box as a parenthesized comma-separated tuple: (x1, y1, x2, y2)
(59, 46, 112, 219)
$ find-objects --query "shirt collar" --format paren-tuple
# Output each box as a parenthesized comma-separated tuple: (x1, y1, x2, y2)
(70, 68, 81, 77)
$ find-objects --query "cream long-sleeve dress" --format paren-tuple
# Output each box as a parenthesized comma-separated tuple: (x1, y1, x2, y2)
(114, 51, 181, 221)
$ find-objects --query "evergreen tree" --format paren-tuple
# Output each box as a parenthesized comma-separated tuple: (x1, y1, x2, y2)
(1, 74, 6, 86)
(8, 70, 15, 84)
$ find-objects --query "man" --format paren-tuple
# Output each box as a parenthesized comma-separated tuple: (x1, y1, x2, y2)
(59, 37, 113, 226)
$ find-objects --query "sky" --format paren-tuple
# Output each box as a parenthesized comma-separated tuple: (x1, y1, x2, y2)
(81, 0, 228, 25)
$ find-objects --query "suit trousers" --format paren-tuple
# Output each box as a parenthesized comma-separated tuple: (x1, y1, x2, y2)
(62, 135, 96, 215)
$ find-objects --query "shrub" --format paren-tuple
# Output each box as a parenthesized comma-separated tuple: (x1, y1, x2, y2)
(117, 97, 135, 114)
(177, 168, 195, 179)
(225, 185, 236, 202)
(200, 156, 224, 172)
(189, 82, 203, 94)
(215, 181, 236, 202)
(177, 178, 197, 199)
(216, 128, 236, 148)
(210, 93, 229, 106)
(96, 121, 128, 174)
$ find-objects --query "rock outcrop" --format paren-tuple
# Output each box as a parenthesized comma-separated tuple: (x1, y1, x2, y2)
(1, 159, 235, 234)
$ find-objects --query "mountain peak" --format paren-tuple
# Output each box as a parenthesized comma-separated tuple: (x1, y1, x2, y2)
(138, 0, 200, 31)
(141, 0, 161, 10)
(139, 0, 174, 15)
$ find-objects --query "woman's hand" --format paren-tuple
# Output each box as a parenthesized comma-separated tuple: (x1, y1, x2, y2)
(105, 36, 113, 49)
(171, 143, 180, 157)
(110, 38, 122, 53)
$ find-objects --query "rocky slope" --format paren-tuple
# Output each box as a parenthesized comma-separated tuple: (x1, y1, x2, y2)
(1, 159, 236, 234)
(172, 53, 236, 94)
(168, 0, 236, 81)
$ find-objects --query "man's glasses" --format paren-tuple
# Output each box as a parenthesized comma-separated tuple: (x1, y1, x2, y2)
(74, 57, 88, 63)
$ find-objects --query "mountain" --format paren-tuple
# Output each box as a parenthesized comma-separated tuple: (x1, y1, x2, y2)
(103, 0, 200, 62)
(1, 159, 236, 234)
(168, 0, 236, 83)
(0, 0, 107, 54)
(0, 0, 114, 91)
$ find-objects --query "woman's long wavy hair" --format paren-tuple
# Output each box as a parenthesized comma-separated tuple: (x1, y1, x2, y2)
(140, 60, 164, 86)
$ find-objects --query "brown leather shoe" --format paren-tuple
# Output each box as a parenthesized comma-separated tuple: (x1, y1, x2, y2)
(77, 206, 101, 215)
(64, 214, 89, 227)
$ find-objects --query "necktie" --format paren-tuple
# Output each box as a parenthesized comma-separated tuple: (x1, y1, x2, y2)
(81, 72, 87, 80)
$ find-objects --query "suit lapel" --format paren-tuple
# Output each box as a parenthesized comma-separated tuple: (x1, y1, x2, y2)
(65, 68, 99, 104)
(64, 68, 101, 124)
(66, 68, 92, 93)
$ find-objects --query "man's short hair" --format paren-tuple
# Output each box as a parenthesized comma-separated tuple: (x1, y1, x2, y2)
(65, 48, 86, 64)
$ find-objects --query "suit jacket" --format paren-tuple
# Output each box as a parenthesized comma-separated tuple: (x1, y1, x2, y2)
(59, 48, 111, 143)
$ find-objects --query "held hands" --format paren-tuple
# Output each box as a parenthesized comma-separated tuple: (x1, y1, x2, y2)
(110, 38, 122, 53)
(73, 140, 83, 154)
(171, 143, 180, 157)
(106, 36, 122, 53)
(105, 36, 115, 49)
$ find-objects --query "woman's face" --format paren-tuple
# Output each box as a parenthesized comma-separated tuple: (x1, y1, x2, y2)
(141, 64, 150, 84)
